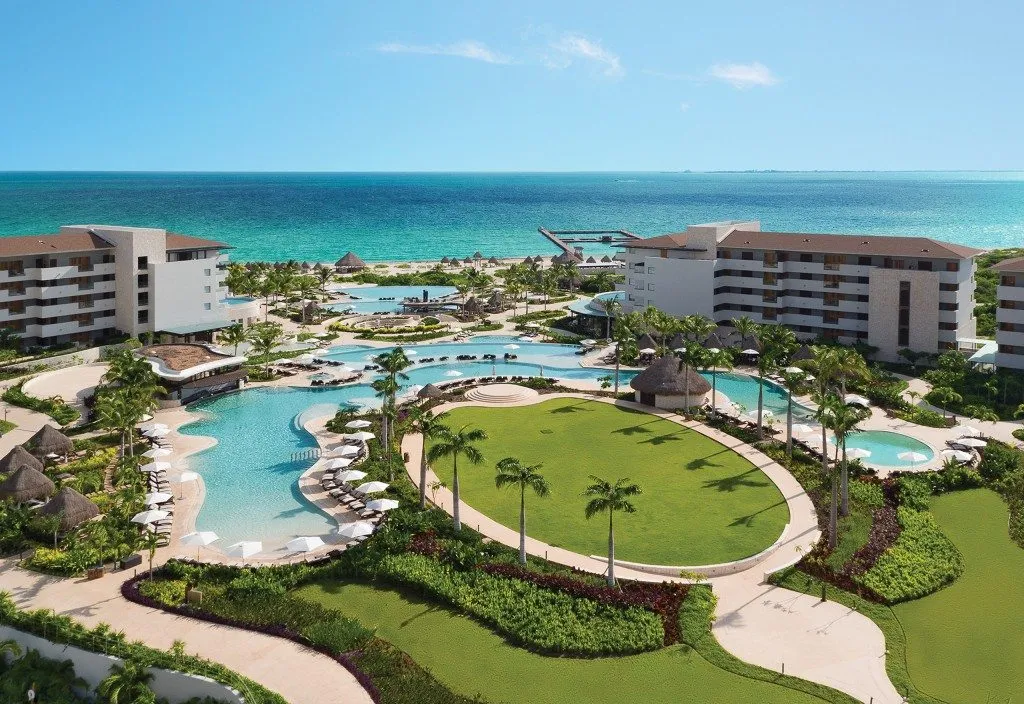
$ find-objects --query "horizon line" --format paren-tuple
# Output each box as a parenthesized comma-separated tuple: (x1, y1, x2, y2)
(2, 169, 1024, 175)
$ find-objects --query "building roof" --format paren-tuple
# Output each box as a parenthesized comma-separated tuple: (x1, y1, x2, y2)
(0, 445, 44, 475)
(629, 356, 711, 396)
(139, 343, 244, 380)
(622, 232, 694, 251)
(165, 233, 231, 251)
(991, 256, 1024, 273)
(417, 383, 444, 399)
(0, 230, 229, 258)
(26, 425, 74, 457)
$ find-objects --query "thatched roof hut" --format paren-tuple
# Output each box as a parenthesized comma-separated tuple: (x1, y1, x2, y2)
(736, 335, 760, 352)
(463, 297, 483, 314)
(586, 256, 597, 263)
(440, 256, 451, 264)
(334, 252, 367, 272)
(486, 290, 504, 310)
(636, 333, 658, 351)
(462, 257, 474, 265)
(473, 251, 484, 260)
(668, 332, 687, 351)
(522, 256, 534, 265)
(487, 256, 501, 266)
(791, 344, 815, 362)
(0, 445, 44, 475)
(601, 255, 613, 263)
(39, 487, 100, 532)
(26, 425, 73, 458)
(417, 384, 444, 400)
(301, 262, 312, 271)
(629, 356, 711, 410)
(0, 466, 55, 502)
(704, 333, 727, 351)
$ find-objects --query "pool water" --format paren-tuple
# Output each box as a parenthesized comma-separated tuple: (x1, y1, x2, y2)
(326, 285, 457, 314)
(831, 430, 935, 468)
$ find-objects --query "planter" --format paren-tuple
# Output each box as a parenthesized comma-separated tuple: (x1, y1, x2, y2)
(120, 553, 143, 570)
(86, 567, 105, 580)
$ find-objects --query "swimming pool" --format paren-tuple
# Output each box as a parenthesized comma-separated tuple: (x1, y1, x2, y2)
(831, 430, 935, 468)
(326, 285, 458, 314)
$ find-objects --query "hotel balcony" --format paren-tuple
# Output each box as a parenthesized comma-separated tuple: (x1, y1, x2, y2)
(997, 329, 1024, 347)
(997, 307, 1024, 325)
(38, 298, 116, 318)
(37, 318, 116, 340)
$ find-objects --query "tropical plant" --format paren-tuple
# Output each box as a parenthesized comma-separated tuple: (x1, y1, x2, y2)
(494, 457, 550, 564)
(406, 406, 450, 509)
(705, 347, 734, 416)
(426, 424, 488, 531)
(582, 475, 642, 586)
(140, 530, 161, 580)
(779, 368, 807, 459)
(216, 323, 247, 356)
(928, 386, 963, 419)
(97, 660, 155, 704)
(246, 322, 285, 373)
(818, 393, 869, 543)
(597, 295, 621, 340)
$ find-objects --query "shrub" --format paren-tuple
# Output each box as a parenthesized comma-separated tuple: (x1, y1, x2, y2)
(138, 578, 188, 606)
(848, 479, 885, 508)
(2, 381, 81, 425)
(978, 441, 1024, 481)
(1014, 428, 1024, 442)
(896, 475, 933, 511)
(859, 507, 964, 602)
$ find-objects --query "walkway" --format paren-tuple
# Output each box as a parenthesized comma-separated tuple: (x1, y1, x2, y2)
(402, 392, 902, 704)
(0, 558, 375, 704)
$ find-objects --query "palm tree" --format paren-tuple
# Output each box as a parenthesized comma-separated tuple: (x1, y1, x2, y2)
(455, 282, 471, 306)
(406, 406, 450, 509)
(706, 347, 734, 416)
(830, 347, 870, 397)
(427, 424, 488, 531)
(139, 529, 162, 580)
(929, 386, 963, 420)
(752, 325, 797, 437)
(246, 322, 285, 374)
(819, 393, 869, 535)
(374, 348, 411, 460)
(371, 377, 399, 468)
(95, 392, 135, 458)
(217, 323, 247, 356)
(504, 280, 523, 317)
(98, 660, 156, 704)
(312, 263, 334, 298)
(295, 276, 320, 323)
(597, 296, 621, 340)
(583, 475, 641, 587)
(611, 330, 637, 395)
(800, 345, 842, 480)
(780, 368, 807, 460)
(495, 457, 550, 564)
(563, 261, 580, 293)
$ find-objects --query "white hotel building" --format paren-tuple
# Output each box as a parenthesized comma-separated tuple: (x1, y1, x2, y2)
(617, 221, 982, 363)
(994, 257, 1024, 371)
(0, 225, 259, 348)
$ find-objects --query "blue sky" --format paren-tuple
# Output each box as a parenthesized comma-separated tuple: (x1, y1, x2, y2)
(1, 1, 1021, 171)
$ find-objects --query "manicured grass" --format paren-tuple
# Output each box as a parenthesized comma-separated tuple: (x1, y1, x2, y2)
(893, 489, 1024, 703)
(824, 508, 873, 572)
(296, 581, 830, 704)
(430, 399, 789, 565)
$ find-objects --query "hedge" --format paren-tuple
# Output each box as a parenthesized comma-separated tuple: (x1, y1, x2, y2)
(2, 381, 81, 425)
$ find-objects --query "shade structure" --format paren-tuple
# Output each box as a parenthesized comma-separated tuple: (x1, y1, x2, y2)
(784, 366, 806, 375)
(941, 449, 973, 463)
(330, 445, 360, 457)
(355, 481, 389, 494)
(335, 252, 367, 269)
(741, 348, 760, 356)
(0, 466, 55, 502)
(144, 491, 172, 505)
(503, 344, 520, 350)
(956, 425, 982, 438)
(0, 445, 44, 475)
(131, 509, 169, 525)
(336, 469, 368, 483)
(668, 332, 687, 351)
(338, 521, 375, 539)
(636, 333, 657, 350)
(346, 431, 375, 442)
(844, 394, 870, 407)
(140, 461, 171, 473)
(345, 419, 373, 429)
(638, 348, 657, 355)
(488, 256, 500, 265)
(897, 451, 929, 464)
(846, 448, 872, 460)
(579, 339, 597, 346)
(26, 425, 74, 458)
(296, 353, 316, 363)
(791, 344, 815, 362)
(629, 355, 712, 398)
(172, 471, 199, 484)
(181, 531, 219, 548)
(39, 487, 99, 531)
(139, 422, 168, 433)
(142, 448, 173, 459)
(144, 428, 170, 438)
(791, 423, 817, 435)
(957, 437, 988, 448)
(444, 370, 463, 377)
(286, 536, 325, 553)
(365, 498, 399, 512)
(525, 322, 541, 329)
(225, 541, 263, 559)
(417, 384, 444, 400)
(325, 457, 353, 470)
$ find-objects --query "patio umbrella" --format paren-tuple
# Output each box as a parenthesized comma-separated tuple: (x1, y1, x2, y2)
(741, 348, 760, 356)
(144, 491, 172, 505)
(345, 419, 373, 429)
(131, 509, 169, 525)
(330, 445, 360, 457)
(784, 366, 806, 375)
(844, 394, 870, 407)
(791, 423, 817, 435)
(144, 428, 170, 438)
(503, 344, 520, 350)
(956, 425, 982, 437)
(336, 469, 368, 483)
(180, 531, 219, 558)
(142, 448, 172, 459)
(139, 422, 168, 433)
(365, 498, 399, 512)
(225, 541, 263, 559)
(355, 481, 389, 494)
(638, 348, 656, 355)
(141, 414, 154, 422)
(171, 471, 199, 498)
(346, 431, 375, 442)
(580, 339, 597, 346)
(898, 451, 929, 465)
(338, 521, 375, 539)
(941, 449, 973, 463)
(325, 457, 353, 470)
(444, 370, 463, 377)
(286, 536, 325, 553)
(140, 461, 171, 473)
(957, 437, 988, 448)
(846, 448, 872, 460)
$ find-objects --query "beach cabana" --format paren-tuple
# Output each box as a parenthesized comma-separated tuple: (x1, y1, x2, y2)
(26, 425, 74, 459)
(463, 297, 483, 315)
(791, 344, 815, 362)
(487, 256, 501, 266)
(440, 256, 451, 265)
(0, 466, 55, 502)
(586, 256, 597, 263)
(522, 256, 533, 265)
(473, 251, 484, 260)
(668, 332, 687, 352)
(636, 333, 658, 352)
(462, 257, 474, 265)
(39, 487, 100, 532)
(334, 252, 367, 274)
(0, 445, 44, 475)
(417, 384, 444, 400)
(704, 333, 727, 351)
(735, 335, 760, 352)
(486, 290, 504, 311)
(629, 356, 711, 410)
(600, 255, 613, 263)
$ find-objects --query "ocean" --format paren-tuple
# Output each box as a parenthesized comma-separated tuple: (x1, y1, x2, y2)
(1, 171, 1022, 262)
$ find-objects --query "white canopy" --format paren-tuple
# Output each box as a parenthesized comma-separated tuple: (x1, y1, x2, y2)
(355, 481, 389, 494)
(941, 449, 973, 463)
(784, 366, 806, 375)
(326, 457, 353, 470)
(844, 394, 871, 407)
(741, 348, 760, 355)
(845, 448, 872, 460)
(139, 422, 168, 433)
(143, 427, 170, 438)
(142, 448, 172, 459)
(225, 541, 263, 559)
(365, 498, 399, 512)
(338, 521, 375, 539)
(285, 536, 325, 553)
(180, 531, 219, 547)
(638, 347, 656, 355)
(336, 469, 368, 483)
(345, 419, 373, 429)
(144, 491, 172, 505)
(329, 445, 360, 457)
(131, 509, 169, 525)
(140, 461, 171, 473)
(956, 425, 982, 438)
(579, 339, 597, 346)
(898, 451, 929, 464)
(345, 431, 375, 442)
(957, 437, 988, 448)
(172, 471, 200, 484)
(791, 423, 817, 435)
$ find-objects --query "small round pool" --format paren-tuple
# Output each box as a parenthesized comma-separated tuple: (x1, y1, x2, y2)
(834, 430, 935, 468)
(326, 285, 457, 314)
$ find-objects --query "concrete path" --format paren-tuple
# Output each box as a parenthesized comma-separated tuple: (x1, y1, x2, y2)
(403, 392, 903, 704)
(0, 558, 375, 704)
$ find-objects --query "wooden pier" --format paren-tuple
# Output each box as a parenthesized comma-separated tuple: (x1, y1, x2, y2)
(538, 228, 642, 255)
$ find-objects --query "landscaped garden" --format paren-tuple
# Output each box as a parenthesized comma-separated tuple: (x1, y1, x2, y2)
(429, 399, 790, 566)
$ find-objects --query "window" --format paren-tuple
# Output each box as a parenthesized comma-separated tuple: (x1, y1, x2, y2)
(204, 269, 212, 276)
(898, 281, 911, 347)
(824, 274, 841, 289)
(946, 261, 960, 272)
(647, 267, 655, 274)
(917, 261, 932, 271)
(647, 284, 655, 291)
(741, 251, 754, 261)
(763, 290, 777, 303)
(69, 256, 93, 272)
(102, 254, 115, 264)
(939, 283, 959, 292)
(1001, 300, 1018, 310)
(137, 309, 149, 324)
(763, 251, 778, 268)
(939, 322, 957, 331)
(884, 258, 905, 270)
(824, 292, 840, 307)
(718, 249, 732, 259)
(137, 274, 149, 289)
(137, 292, 149, 306)
(1002, 275, 1017, 287)
(763, 272, 777, 286)
(823, 310, 840, 324)
(858, 256, 872, 266)
(137, 256, 148, 270)
(203, 302, 212, 310)
(204, 285, 211, 293)
(824, 254, 845, 270)
(762, 307, 777, 320)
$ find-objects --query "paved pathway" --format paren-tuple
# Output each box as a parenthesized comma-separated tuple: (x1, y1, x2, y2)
(403, 392, 903, 704)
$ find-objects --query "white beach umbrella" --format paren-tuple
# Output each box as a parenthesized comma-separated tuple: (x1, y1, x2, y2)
(142, 447, 172, 459)
(957, 437, 988, 448)
(131, 509, 169, 525)
(526, 322, 541, 329)
(225, 541, 263, 559)
(444, 370, 463, 377)
(171, 470, 199, 498)
(338, 521, 375, 539)
(345, 419, 373, 429)
(326, 457, 354, 470)
(144, 427, 170, 438)
(741, 348, 760, 356)
(784, 366, 806, 375)
(791, 423, 817, 435)
(503, 344, 520, 350)
(638, 347, 656, 355)
(347, 431, 375, 442)
(140, 414, 154, 422)
(580, 339, 597, 346)
(144, 491, 173, 505)
(365, 498, 399, 512)
(956, 425, 982, 437)
(140, 461, 172, 473)
(330, 444, 360, 457)
(296, 353, 317, 363)
(180, 530, 219, 558)
(336, 469, 368, 483)
(844, 394, 870, 407)
(845, 448, 872, 460)
(941, 449, 973, 463)
(139, 422, 168, 432)
(355, 481, 389, 494)
(286, 536, 325, 553)
(898, 451, 929, 464)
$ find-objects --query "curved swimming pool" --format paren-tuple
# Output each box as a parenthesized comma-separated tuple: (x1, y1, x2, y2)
(326, 285, 457, 314)
(834, 430, 935, 468)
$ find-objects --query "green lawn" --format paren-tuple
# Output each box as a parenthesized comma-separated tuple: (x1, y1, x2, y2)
(430, 399, 789, 565)
(297, 582, 830, 704)
(893, 489, 1024, 702)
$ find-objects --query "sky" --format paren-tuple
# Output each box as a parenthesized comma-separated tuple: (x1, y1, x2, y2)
(1, 0, 1022, 172)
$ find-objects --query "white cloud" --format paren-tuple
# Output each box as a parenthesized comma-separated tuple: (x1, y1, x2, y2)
(547, 33, 623, 77)
(377, 40, 512, 65)
(679, 102, 690, 112)
(708, 62, 779, 89)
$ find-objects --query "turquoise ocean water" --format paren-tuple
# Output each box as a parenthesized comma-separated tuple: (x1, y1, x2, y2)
(1, 172, 1022, 262)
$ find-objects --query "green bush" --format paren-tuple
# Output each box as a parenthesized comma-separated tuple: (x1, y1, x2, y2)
(1014, 428, 1024, 442)
(848, 479, 885, 508)
(896, 475, 933, 511)
(859, 507, 964, 602)
(25, 547, 96, 576)
(226, 569, 288, 600)
(2, 381, 81, 426)
(978, 441, 1024, 481)
(375, 552, 663, 655)
(139, 578, 188, 606)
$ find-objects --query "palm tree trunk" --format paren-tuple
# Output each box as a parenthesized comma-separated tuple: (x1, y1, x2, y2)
(605, 317, 611, 340)
(418, 443, 428, 509)
(757, 374, 765, 439)
(711, 371, 718, 417)
(607, 509, 616, 587)
(829, 473, 838, 550)
(786, 392, 794, 459)
(519, 486, 527, 565)
(840, 438, 850, 517)
(452, 459, 461, 531)
(614, 351, 620, 395)
(820, 424, 829, 479)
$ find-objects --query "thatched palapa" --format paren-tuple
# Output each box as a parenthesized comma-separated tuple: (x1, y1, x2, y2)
(417, 384, 444, 399)
(668, 332, 687, 351)
(629, 355, 711, 410)
(0, 466, 55, 502)
(39, 487, 100, 531)
(0, 445, 44, 475)
(26, 425, 73, 458)
(334, 252, 367, 273)
(791, 344, 815, 362)
(636, 333, 658, 351)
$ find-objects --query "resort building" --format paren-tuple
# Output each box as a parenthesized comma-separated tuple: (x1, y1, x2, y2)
(138, 343, 248, 405)
(0, 225, 259, 348)
(617, 221, 982, 362)
(993, 257, 1024, 370)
